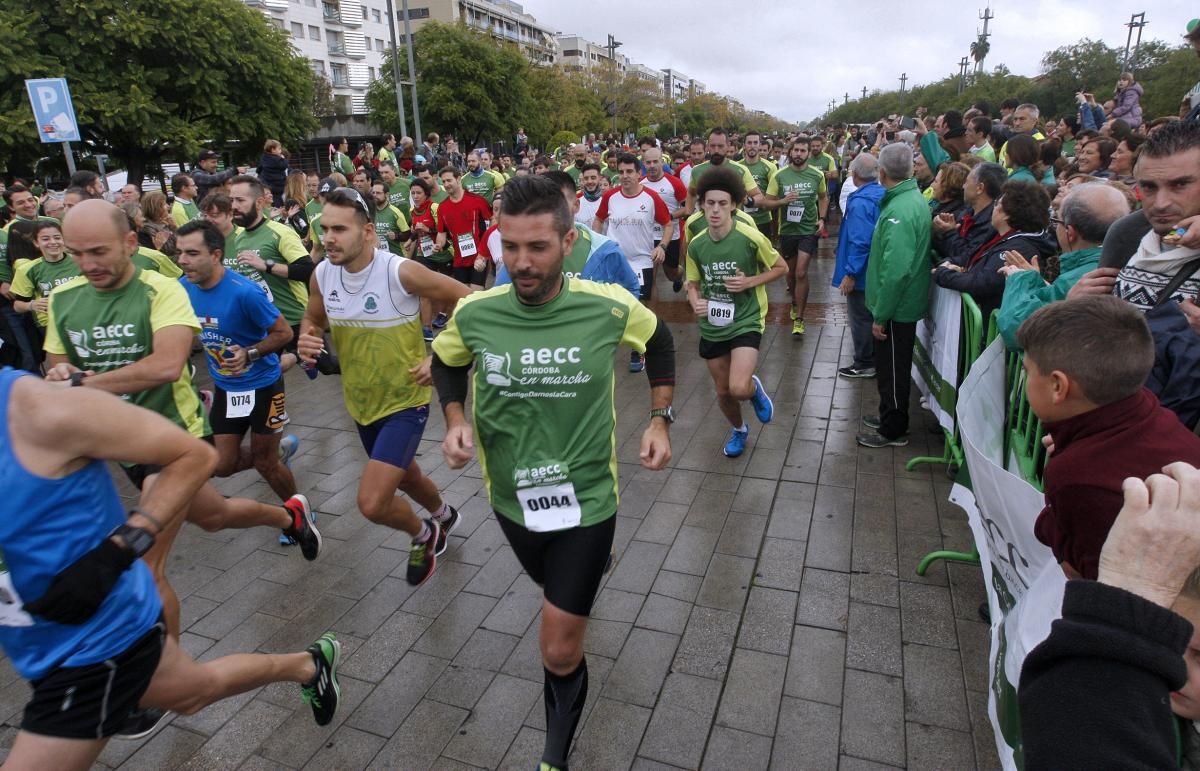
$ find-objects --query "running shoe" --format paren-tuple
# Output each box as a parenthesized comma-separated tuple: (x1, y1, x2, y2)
(301, 633, 341, 726)
(432, 312, 449, 329)
(789, 305, 798, 321)
(114, 707, 169, 740)
(539, 763, 564, 771)
(723, 427, 748, 458)
(278, 435, 300, 468)
(284, 494, 321, 561)
(792, 318, 806, 337)
(199, 389, 214, 415)
(406, 519, 440, 585)
(629, 352, 645, 373)
(838, 365, 876, 379)
(750, 375, 774, 424)
(861, 414, 882, 430)
(855, 431, 909, 448)
(423, 326, 434, 342)
(434, 506, 460, 556)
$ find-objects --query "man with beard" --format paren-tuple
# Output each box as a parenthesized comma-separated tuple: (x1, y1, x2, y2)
(379, 161, 412, 222)
(463, 150, 504, 203)
(297, 187, 469, 586)
(230, 176, 314, 372)
(764, 137, 829, 337)
(563, 144, 587, 191)
(686, 128, 763, 215)
(574, 163, 605, 227)
(431, 174, 675, 771)
(370, 180, 411, 255)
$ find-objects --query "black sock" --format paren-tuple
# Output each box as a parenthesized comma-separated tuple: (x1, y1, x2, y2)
(542, 658, 588, 769)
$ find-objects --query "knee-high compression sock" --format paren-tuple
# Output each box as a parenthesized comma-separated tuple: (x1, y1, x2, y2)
(542, 658, 588, 769)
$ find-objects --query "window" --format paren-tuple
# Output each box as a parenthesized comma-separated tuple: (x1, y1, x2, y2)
(371, 8, 381, 22)
(304, 0, 315, 5)
(375, 38, 385, 51)
(403, 7, 429, 19)
(290, 21, 304, 37)
(562, 49, 581, 57)
(331, 63, 349, 87)
(308, 25, 321, 40)
(361, 7, 367, 19)
(368, 66, 375, 80)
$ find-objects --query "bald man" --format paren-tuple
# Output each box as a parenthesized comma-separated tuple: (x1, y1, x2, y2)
(42, 200, 321, 640)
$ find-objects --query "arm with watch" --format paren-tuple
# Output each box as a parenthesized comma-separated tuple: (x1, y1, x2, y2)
(220, 314, 294, 375)
(11, 377, 217, 624)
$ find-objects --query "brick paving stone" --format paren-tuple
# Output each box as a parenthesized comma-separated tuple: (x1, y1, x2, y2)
(176, 699, 290, 771)
(347, 651, 448, 737)
(738, 587, 798, 655)
(663, 525, 721, 575)
(673, 606, 740, 680)
(841, 669, 906, 766)
(784, 625, 846, 706)
(754, 537, 807, 591)
(570, 698, 652, 770)
(635, 592, 693, 635)
(603, 628, 679, 707)
(606, 540, 670, 594)
(771, 697, 840, 770)
(651, 569, 703, 603)
(795, 568, 851, 631)
(367, 698, 468, 771)
(903, 643, 971, 731)
(715, 512, 768, 558)
(702, 725, 773, 769)
(906, 723, 978, 771)
(715, 647, 787, 736)
(300, 726, 385, 770)
(638, 673, 720, 769)
(900, 582, 958, 649)
(443, 673, 541, 769)
(695, 553, 756, 612)
(846, 602, 903, 676)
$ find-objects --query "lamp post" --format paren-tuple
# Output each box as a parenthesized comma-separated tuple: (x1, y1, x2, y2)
(384, 0, 407, 136)
(607, 34, 622, 137)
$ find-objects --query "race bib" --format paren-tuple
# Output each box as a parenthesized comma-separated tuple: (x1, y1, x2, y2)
(456, 232, 478, 257)
(786, 203, 806, 223)
(514, 462, 582, 532)
(377, 232, 390, 249)
(652, 223, 664, 239)
(226, 390, 255, 419)
(255, 277, 274, 302)
(743, 205, 760, 214)
(420, 236, 435, 257)
(707, 300, 735, 327)
(0, 551, 32, 628)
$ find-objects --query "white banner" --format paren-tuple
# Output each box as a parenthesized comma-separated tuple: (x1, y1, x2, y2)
(912, 285, 962, 434)
(952, 339, 1066, 770)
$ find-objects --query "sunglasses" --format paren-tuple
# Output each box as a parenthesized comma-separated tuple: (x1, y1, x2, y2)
(335, 187, 371, 217)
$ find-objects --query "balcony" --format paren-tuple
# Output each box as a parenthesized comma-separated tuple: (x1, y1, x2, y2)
(328, 43, 346, 56)
(323, 3, 341, 21)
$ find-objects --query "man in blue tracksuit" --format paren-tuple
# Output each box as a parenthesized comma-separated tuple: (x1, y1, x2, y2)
(833, 153, 886, 379)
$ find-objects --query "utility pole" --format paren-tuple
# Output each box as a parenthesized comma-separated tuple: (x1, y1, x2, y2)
(958, 56, 970, 94)
(384, 0, 407, 137)
(400, 0, 421, 142)
(861, 86, 868, 100)
(1122, 12, 1147, 74)
(898, 72, 907, 107)
(844, 92, 850, 105)
(606, 34, 622, 137)
(976, 5, 993, 76)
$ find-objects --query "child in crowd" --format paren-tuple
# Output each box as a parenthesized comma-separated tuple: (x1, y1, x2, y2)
(1016, 295, 1200, 580)
(256, 139, 290, 208)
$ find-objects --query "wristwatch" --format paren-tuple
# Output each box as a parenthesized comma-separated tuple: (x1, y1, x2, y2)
(111, 524, 156, 558)
(247, 347, 261, 363)
(264, 259, 277, 272)
(650, 406, 676, 424)
(69, 371, 87, 387)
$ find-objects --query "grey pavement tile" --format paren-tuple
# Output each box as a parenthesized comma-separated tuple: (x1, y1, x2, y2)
(651, 569, 703, 603)
(583, 618, 633, 659)
(603, 627, 679, 707)
(447, 516, 508, 567)
(413, 591, 499, 659)
(738, 587, 798, 655)
(497, 725, 546, 771)
(701, 472, 742, 492)
(696, 553, 756, 612)
(332, 576, 417, 640)
(636, 501, 692, 545)
(431, 665, 498, 709)
(846, 602, 903, 677)
(841, 669, 905, 766)
(897, 529, 950, 587)
(179, 594, 220, 632)
(805, 485, 855, 572)
(606, 540, 669, 595)
(715, 512, 768, 559)
(630, 759, 690, 771)
(500, 618, 545, 683)
(635, 592, 693, 635)
(838, 756, 904, 770)
(900, 582, 958, 649)
(261, 593, 356, 654)
(340, 610, 433, 683)
(903, 643, 971, 730)
(754, 537, 807, 592)
(367, 698, 468, 771)
(256, 673, 372, 767)
(906, 722, 978, 771)
(784, 439, 824, 484)
(327, 545, 407, 600)
(462, 545, 524, 598)
(300, 726, 386, 771)
(795, 568, 850, 632)
(656, 468, 706, 505)
(957, 618, 991, 694)
(731, 477, 777, 514)
(176, 699, 290, 771)
(683, 490, 734, 531)
(193, 549, 290, 604)
(663, 525, 720, 576)
(967, 686, 1002, 770)
(347, 650, 448, 737)
(399, 560, 481, 619)
(481, 575, 544, 637)
(784, 625, 846, 706)
(715, 648, 787, 736)
(453, 628, 521, 672)
(188, 579, 283, 640)
(851, 570, 900, 608)
(767, 482, 816, 541)
(673, 606, 740, 680)
(443, 673, 541, 769)
(702, 725, 773, 770)
(570, 698, 651, 770)
(638, 673, 720, 769)
(102, 721, 192, 770)
(895, 477, 943, 535)
(771, 697, 840, 771)
(592, 588, 647, 623)
(947, 561, 989, 622)
(238, 755, 295, 771)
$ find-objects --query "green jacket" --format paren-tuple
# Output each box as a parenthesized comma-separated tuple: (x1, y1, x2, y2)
(997, 246, 1101, 349)
(919, 132, 950, 175)
(866, 177, 932, 324)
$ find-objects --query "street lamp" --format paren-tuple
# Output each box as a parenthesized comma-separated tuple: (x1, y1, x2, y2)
(607, 34, 622, 137)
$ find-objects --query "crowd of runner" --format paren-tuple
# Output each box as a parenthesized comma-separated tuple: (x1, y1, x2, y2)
(1, 19, 1200, 768)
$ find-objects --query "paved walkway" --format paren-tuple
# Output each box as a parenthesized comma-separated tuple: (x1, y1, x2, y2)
(0, 254, 1000, 770)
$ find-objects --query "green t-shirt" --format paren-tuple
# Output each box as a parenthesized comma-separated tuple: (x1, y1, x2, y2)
(333, 151, 355, 179)
(563, 224, 593, 277)
(431, 278, 659, 528)
(305, 198, 322, 223)
(44, 269, 208, 438)
(388, 178, 412, 221)
(431, 188, 449, 204)
(1058, 139, 1075, 159)
(808, 152, 837, 177)
(602, 167, 619, 185)
(232, 219, 310, 325)
(565, 164, 583, 191)
(2, 215, 58, 233)
(740, 158, 777, 225)
(766, 164, 827, 235)
(686, 221, 781, 341)
(171, 199, 201, 228)
(133, 246, 182, 279)
(375, 204, 410, 255)
(11, 257, 82, 327)
(462, 170, 499, 202)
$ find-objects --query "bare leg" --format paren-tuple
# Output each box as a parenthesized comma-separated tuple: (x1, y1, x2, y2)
(727, 347, 761, 402)
(250, 432, 297, 501)
(357, 460, 425, 536)
(397, 460, 443, 514)
(540, 599, 588, 675)
(186, 483, 291, 534)
(139, 472, 186, 638)
(705, 355, 744, 428)
(212, 434, 253, 478)
(794, 251, 813, 319)
(784, 255, 797, 307)
(1, 733, 106, 771)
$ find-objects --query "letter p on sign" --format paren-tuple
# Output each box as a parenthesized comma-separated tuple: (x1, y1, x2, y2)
(25, 78, 80, 143)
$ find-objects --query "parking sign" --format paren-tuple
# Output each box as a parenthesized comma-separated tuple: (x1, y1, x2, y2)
(25, 78, 80, 143)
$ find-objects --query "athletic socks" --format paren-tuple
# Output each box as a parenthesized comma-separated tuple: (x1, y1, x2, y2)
(432, 502, 452, 523)
(542, 658, 588, 769)
(734, 424, 748, 433)
(413, 521, 432, 543)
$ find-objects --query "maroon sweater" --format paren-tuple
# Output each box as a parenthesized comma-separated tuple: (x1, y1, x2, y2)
(1035, 387, 1200, 579)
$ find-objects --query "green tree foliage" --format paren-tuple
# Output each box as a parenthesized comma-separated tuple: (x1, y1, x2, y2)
(367, 22, 535, 150)
(0, 0, 317, 184)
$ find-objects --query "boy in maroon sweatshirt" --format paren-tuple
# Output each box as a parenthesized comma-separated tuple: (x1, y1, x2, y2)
(1016, 295, 1200, 580)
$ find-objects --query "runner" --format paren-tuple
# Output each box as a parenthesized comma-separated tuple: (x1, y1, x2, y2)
(11, 220, 81, 329)
(407, 177, 454, 337)
(739, 131, 779, 241)
(0, 369, 340, 768)
(176, 220, 314, 551)
(686, 166, 786, 457)
(574, 163, 605, 227)
(370, 180, 411, 255)
(379, 160, 412, 222)
(332, 136, 356, 179)
(414, 164, 449, 204)
(463, 150, 504, 202)
(169, 173, 201, 227)
(678, 139, 706, 189)
(297, 187, 469, 586)
(44, 200, 319, 644)
(230, 175, 314, 372)
(764, 137, 828, 337)
(639, 147, 689, 292)
(431, 174, 675, 771)
(685, 128, 763, 215)
(434, 166, 493, 290)
(593, 153, 672, 371)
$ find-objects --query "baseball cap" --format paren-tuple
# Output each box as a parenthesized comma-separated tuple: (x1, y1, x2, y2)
(318, 176, 338, 195)
(1188, 19, 1200, 39)
(198, 149, 219, 162)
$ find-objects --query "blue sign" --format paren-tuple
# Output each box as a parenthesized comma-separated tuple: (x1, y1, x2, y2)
(25, 78, 80, 143)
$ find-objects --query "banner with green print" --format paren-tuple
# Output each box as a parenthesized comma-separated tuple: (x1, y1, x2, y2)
(950, 339, 1066, 770)
(912, 285, 961, 434)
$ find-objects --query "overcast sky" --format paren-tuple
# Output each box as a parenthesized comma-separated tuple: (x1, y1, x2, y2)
(518, 0, 1191, 123)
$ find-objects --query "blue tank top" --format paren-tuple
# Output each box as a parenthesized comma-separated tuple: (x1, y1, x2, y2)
(0, 368, 161, 680)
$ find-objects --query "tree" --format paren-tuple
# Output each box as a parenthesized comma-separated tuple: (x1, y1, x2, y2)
(313, 75, 337, 118)
(367, 22, 535, 150)
(0, 0, 318, 185)
(971, 35, 991, 74)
